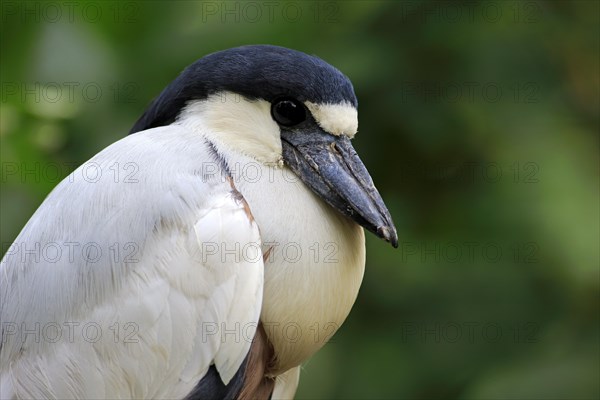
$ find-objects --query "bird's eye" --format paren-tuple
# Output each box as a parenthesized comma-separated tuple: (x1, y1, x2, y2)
(271, 98, 306, 127)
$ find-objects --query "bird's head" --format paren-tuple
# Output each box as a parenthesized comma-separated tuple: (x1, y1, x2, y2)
(130, 45, 398, 247)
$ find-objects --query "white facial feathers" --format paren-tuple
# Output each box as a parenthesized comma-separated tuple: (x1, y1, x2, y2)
(176, 92, 358, 165)
(305, 101, 358, 138)
(177, 93, 283, 165)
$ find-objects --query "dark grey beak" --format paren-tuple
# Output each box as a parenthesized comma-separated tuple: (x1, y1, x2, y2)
(281, 129, 398, 248)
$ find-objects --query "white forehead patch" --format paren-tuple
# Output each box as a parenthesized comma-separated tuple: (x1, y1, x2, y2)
(305, 101, 358, 138)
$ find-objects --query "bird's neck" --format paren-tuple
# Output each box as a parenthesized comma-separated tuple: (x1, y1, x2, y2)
(203, 138, 366, 374)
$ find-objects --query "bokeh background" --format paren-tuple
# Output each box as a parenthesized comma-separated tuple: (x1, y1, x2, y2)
(1, 1, 598, 399)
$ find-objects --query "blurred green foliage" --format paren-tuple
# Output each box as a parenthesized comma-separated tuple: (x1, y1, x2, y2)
(1, 1, 598, 399)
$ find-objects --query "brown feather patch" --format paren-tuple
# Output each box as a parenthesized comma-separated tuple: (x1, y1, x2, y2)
(238, 323, 275, 400)
(263, 246, 274, 263)
(227, 176, 255, 224)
